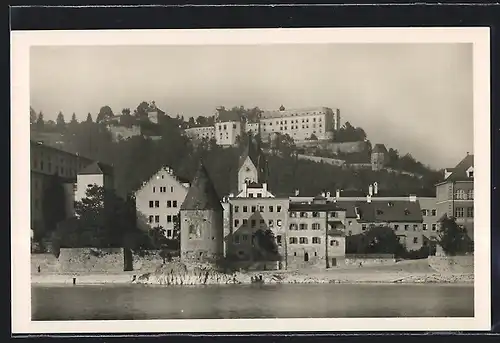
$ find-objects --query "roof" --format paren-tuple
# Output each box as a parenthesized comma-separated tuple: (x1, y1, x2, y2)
(357, 200, 423, 223)
(216, 109, 241, 123)
(372, 144, 388, 154)
(289, 202, 345, 212)
(441, 154, 474, 182)
(180, 162, 223, 211)
(261, 106, 332, 119)
(78, 161, 114, 176)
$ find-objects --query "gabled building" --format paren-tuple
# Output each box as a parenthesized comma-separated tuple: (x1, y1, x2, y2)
(214, 107, 243, 147)
(237, 133, 270, 194)
(436, 153, 474, 239)
(180, 162, 224, 264)
(134, 166, 190, 238)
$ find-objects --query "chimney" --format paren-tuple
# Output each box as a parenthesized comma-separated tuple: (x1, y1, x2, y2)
(326, 191, 331, 198)
(295, 189, 300, 196)
(368, 184, 373, 196)
(367, 194, 372, 203)
(373, 182, 378, 195)
(263, 183, 268, 193)
(336, 189, 340, 199)
(409, 194, 417, 202)
(321, 192, 326, 198)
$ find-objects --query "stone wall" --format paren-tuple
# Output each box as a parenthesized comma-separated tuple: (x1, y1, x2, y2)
(31, 253, 59, 274)
(344, 254, 396, 266)
(296, 154, 345, 167)
(296, 141, 367, 154)
(58, 248, 126, 273)
(132, 250, 169, 272)
(428, 255, 474, 274)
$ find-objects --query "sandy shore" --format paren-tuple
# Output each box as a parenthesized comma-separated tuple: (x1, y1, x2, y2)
(31, 260, 474, 286)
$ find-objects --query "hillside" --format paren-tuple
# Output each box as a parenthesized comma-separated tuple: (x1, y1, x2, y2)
(30, 109, 440, 199)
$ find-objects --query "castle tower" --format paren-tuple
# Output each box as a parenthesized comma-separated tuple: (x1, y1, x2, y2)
(371, 143, 388, 171)
(237, 132, 269, 192)
(180, 162, 224, 265)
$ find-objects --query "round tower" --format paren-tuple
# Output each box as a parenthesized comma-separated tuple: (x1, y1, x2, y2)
(371, 144, 388, 171)
(180, 162, 224, 265)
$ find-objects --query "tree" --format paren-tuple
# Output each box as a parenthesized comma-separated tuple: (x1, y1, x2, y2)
(122, 108, 131, 116)
(252, 229, 280, 261)
(97, 105, 114, 123)
(36, 112, 45, 130)
(70, 113, 78, 125)
(30, 107, 37, 125)
(56, 111, 66, 131)
(86, 113, 93, 123)
(347, 225, 406, 256)
(196, 116, 208, 127)
(438, 214, 473, 256)
(187, 117, 196, 127)
(135, 101, 150, 118)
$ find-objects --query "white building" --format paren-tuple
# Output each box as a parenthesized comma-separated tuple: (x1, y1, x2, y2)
(74, 161, 115, 203)
(184, 126, 216, 141)
(134, 166, 190, 238)
(259, 106, 340, 142)
(214, 109, 243, 147)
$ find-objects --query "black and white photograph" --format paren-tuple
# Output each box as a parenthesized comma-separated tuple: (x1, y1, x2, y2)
(11, 28, 490, 333)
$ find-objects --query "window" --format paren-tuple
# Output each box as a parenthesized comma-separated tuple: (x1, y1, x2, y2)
(299, 223, 308, 230)
(277, 219, 282, 227)
(362, 224, 367, 231)
(251, 220, 256, 228)
(432, 224, 437, 231)
(300, 212, 307, 218)
(421, 209, 427, 216)
(312, 237, 321, 244)
(234, 219, 240, 228)
(173, 201, 178, 207)
(259, 206, 264, 212)
(268, 220, 274, 228)
(269, 206, 274, 212)
(394, 224, 399, 231)
(290, 223, 297, 230)
(167, 229, 172, 237)
(431, 209, 437, 216)
(330, 240, 339, 246)
(243, 206, 248, 212)
(312, 211, 319, 218)
(167, 215, 172, 223)
(423, 224, 428, 231)
(455, 207, 464, 218)
(467, 189, 474, 200)
(235, 206, 239, 213)
(233, 124, 236, 129)
(413, 237, 418, 244)
(170, 186, 174, 192)
(299, 237, 308, 244)
(277, 235, 282, 245)
(257, 193, 262, 198)
(155, 215, 160, 223)
(243, 219, 248, 226)
(251, 206, 256, 212)
(148, 215, 153, 223)
(330, 211, 338, 218)
(290, 212, 297, 218)
(312, 223, 321, 230)
(455, 189, 466, 200)
(289, 237, 298, 244)
(155, 201, 160, 208)
(153, 186, 156, 193)
(404, 225, 409, 231)
(167, 200, 172, 208)
(413, 225, 418, 231)
(242, 234, 248, 241)
(260, 219, 265, 226)
(249, 194, 254, 198)
(234, 235, 240, 244)
(149, 201, 154, 208)
(467, 207, 474, 218)
(277, 206, 282, 212)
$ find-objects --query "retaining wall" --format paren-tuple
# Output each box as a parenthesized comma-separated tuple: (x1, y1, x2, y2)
(58, 248, 126, 273)
(428, 255, 474, 274)
(31, 253, 59, 274)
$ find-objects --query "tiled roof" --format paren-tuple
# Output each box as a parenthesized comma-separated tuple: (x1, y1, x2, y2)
(216, 110, 241, 123)
(78, 161, 114, 176)
(443, 154, 474, 182)
(180, 162, 223, 211)
(357, 200, 423, 223)
(261, 106, 331, 119)
(289, 202, 345, 212)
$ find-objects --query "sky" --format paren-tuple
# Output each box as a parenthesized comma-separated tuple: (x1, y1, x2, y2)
(30, 44, 473, 169)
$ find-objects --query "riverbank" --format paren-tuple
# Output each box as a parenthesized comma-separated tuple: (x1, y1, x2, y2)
(31, 259, 474, 286)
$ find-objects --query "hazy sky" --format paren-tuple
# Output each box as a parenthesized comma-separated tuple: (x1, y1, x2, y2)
(30, 44, 473, 169)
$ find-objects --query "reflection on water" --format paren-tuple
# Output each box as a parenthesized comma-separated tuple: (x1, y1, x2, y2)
(32, 283, 474, 320)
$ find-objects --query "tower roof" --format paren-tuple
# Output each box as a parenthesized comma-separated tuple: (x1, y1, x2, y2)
(238, 133, 269, 183)
(78, 161, 113, 176)
(180, 162, 223, 211)
(372, 144, 388, 154)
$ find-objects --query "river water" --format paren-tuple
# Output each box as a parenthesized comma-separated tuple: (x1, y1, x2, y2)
(32, 283, 474, 320)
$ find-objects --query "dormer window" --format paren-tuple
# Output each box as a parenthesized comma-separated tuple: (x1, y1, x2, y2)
(466, 166, 474, 178)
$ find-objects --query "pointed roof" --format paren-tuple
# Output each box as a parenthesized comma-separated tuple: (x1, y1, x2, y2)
(78, 161, 113, 176)
(444, 153, 474, 182)
(180, 162, 223, 211)
(372, 144, 388, 154)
